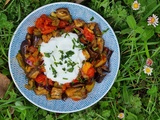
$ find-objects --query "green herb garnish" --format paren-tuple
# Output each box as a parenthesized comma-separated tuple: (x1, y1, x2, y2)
(67, 67, 74, 72)
(90, 16, 94, 21)
(50, 64, 57, 77)
(63, 77, 68, 80)
(102, 28, 109, 34)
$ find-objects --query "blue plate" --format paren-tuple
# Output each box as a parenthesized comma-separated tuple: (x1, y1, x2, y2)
(8, 2, 120, 113)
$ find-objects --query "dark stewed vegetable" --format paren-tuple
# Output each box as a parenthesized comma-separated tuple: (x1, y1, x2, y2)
(56, 8, 72, 21)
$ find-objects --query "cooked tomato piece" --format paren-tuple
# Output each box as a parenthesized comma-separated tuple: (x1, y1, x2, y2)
(83, 27, 95, 42)
(87, 67, 95, 78)
(58, 20, 69, 28)
(35, 14, 57, 34)
(27, 26, 35, 34)
(35, 74, 47, 83)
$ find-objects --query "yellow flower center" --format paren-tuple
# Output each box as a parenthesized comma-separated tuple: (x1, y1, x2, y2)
(118, 113, 124, 118)
(146, 67, 151, 73)
(150, 17, 155, 23)
(133, 3, 139, 8)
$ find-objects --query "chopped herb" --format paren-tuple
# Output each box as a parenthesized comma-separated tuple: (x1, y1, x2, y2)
(102, 28, 109, 34)
(72, 38, 86, 50)
(44, 51, 53, 58)
(73, 28, 80, 34)
(90, 16, 94, 21)
(54, 61, 62, 67)
(64, 32, 70, 38)
(93, 47, 99, 51)
(67, 67, 74, 72)
(44, 53, 51, 58)
(62, 67, 66, 71)
(68, 19, 72, 24)
(63, 77, 68, 80)
(56, 45, 58, 48)
(38, 45, 41, 52)
(64, 60, 67, 63)
(50, 64, 57, 77)
(65, 50, 74, 58)
(72, 38, 76, 49)
(59, 50, 64, 60)
(52, 55, 56, 61)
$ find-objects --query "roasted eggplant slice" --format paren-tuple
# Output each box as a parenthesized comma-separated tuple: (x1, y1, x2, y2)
(51, 87, 63, 99)
(32, 35, 41, 47)
(20, 40, 30, 57)
(95, 73, 107, 83)
(96, 37, 104, 53)
(27, 67, 40, 79)
(34, 86, 49, 95)
(65, 87, 87, 101)
(94, 55, 107, 68)
(56, 8, 72, 21)
(86, 22, 96, 30)
(94, 23, 102, 37)
(74, 19, 85, 27)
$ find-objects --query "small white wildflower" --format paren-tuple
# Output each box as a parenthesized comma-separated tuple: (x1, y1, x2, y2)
(132, 0, 140, 10)
(143, 65, 153, 76)
(147, 14, 159, 27)
(118, 112, 124, 119)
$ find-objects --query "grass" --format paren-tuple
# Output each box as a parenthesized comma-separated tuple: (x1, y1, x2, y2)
(0, 0, 160, 120)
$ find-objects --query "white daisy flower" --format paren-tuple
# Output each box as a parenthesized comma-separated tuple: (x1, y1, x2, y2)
(132, 0, 140, 10)
(147, 14, 159, 27)
(118, 112, 124, 119)
(143, 65, 153, 76)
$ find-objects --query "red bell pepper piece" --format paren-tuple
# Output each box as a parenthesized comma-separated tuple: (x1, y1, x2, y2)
(35, 73, 47, 83)
(83, 27, 95, 42)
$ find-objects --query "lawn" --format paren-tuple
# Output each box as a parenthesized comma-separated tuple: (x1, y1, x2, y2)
(0, 0, 160, 120)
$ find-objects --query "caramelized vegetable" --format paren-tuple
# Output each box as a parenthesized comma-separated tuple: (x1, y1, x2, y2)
(34, 86, 49, 95)
(51, 87, 63, 99)
(74, 19, 85, 27)
(65, 87, 87, 101)
(86, 81, 95, 92)
(56, 8, 72, 21)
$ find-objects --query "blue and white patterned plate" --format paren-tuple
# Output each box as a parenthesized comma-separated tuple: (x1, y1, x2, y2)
(8, 2, 120, 113)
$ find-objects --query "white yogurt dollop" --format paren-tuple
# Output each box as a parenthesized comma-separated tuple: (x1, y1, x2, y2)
(40, 32, 86, 84)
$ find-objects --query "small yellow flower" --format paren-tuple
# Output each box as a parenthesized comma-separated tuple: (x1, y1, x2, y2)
(132, 0, 140, 10)
(118, 112, 124, 119)
(143, 65, 153, 76)
(147, 14, 159, 27)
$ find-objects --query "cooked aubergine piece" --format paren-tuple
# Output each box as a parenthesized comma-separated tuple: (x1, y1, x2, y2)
(34, 86, 49, 95)
(25, 79, 35, 90)
(86, 22, 96, 30)
(16, 53, 26, 70)
(27, 67, 40, 79)
(94, 23, 102, 37)
(51, 87, 63, 99)
(65, 87, 87, 101)
(82, 49, 90, 60)
(74, 19, 85, 27)
(94, 55, 107, 68)
(51, 17, 60, 26)
(95, 73, 106, 83)
(20, 39, 31, 58)
(96, 37, 104, 53)
(56, 8, 72, 21)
